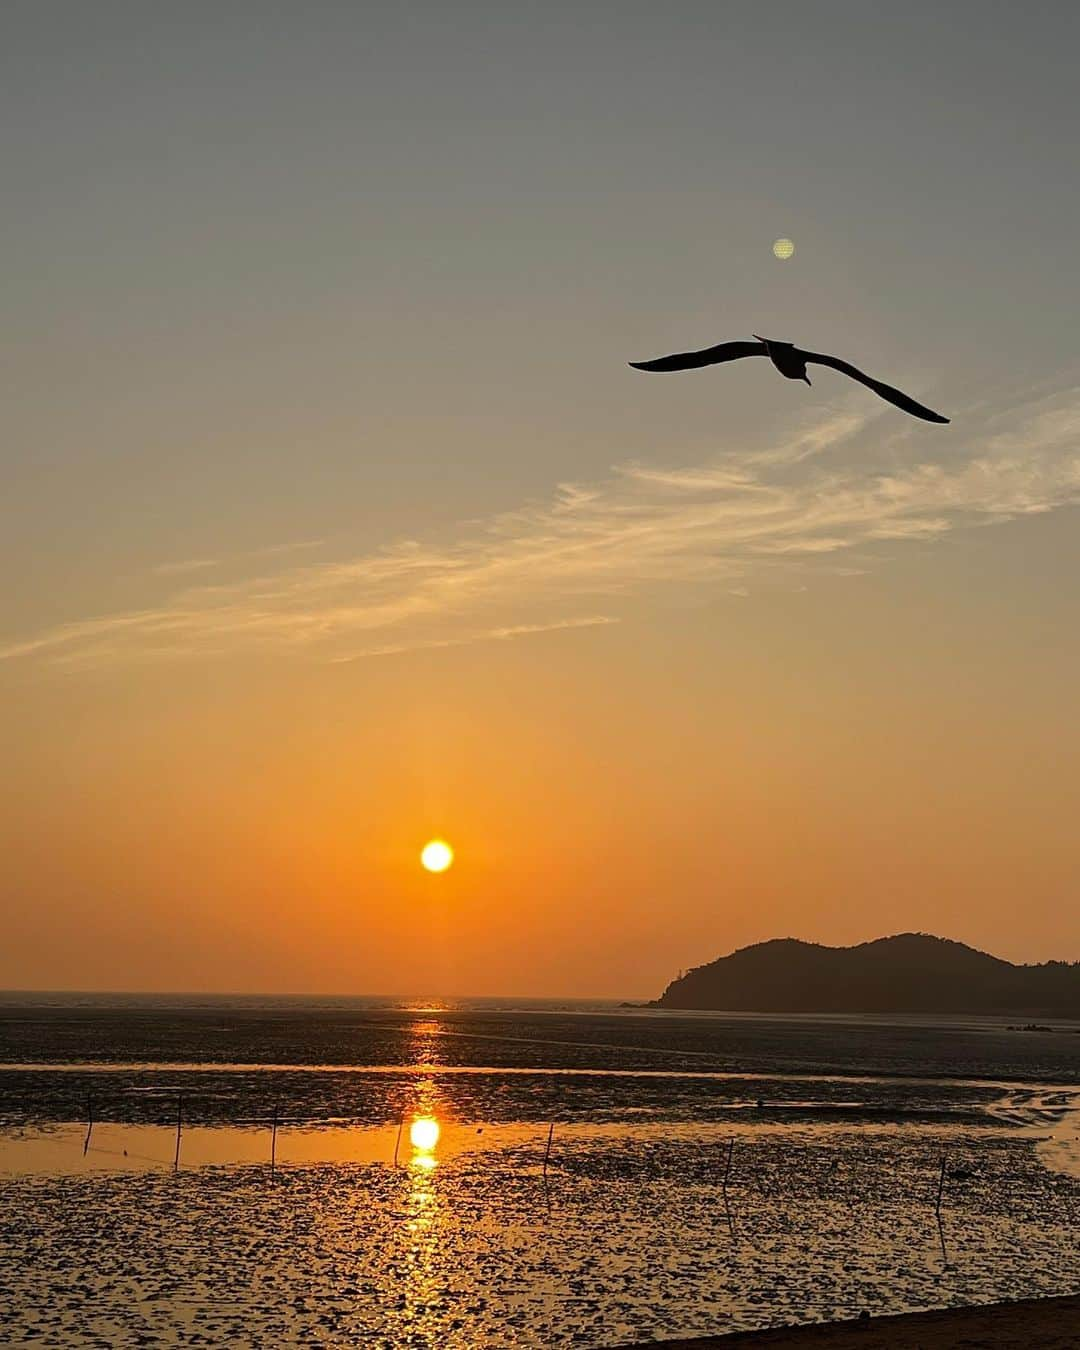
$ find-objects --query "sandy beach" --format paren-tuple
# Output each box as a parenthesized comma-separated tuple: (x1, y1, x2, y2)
(620, 1293, 1080, 1348)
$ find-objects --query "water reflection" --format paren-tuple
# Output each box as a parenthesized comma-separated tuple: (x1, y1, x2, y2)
(395, 1099, 447, 1341)
(407, 1019, 444, 1069)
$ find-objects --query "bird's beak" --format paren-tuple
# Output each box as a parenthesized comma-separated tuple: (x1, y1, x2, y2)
(802, 374, 812, 385)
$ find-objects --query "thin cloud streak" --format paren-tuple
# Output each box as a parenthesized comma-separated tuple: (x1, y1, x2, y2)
(4, 381, 1079, 668)
(151, 537, 326, 577)
(335, 615, 620, 662)
(153, 558, 220, 576)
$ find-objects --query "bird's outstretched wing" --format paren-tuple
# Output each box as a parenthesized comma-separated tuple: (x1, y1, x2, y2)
(629, 339, 765, 372)
(802, 350, 949, 424)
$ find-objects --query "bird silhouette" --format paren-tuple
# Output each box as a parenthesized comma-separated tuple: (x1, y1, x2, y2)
(629, 335, 949, 424)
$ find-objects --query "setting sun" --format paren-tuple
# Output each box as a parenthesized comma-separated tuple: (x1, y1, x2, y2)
(420, 840, 454, 873)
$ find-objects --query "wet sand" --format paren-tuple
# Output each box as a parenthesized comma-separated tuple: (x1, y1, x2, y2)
(3, 1128, 1078, 1347)
(3, 1002, 1077, 1346)
(621, 1293, 1080, 1347)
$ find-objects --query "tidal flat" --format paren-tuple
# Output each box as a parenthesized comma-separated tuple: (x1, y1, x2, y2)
(1, 1000, 1077, 1347)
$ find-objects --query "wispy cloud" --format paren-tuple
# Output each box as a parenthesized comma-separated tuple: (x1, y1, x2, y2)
(151, 537, 325, 577)
(5, 380, 1079, 668)
(153, 558, 220, 576)
(252, 537, 326, 558)
(334, 615, 620, 662)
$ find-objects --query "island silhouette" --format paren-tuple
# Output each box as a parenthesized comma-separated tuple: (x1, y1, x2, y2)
(654, 933, 1080, 1016)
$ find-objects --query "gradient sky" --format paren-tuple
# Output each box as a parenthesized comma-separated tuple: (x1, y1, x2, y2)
(3, 2, 1078, 995)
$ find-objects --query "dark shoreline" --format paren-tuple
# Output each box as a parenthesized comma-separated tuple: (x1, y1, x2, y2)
(616, 1293, 1080, 1348)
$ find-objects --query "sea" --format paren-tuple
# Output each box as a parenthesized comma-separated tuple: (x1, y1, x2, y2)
(1, 994, 1078, 1347)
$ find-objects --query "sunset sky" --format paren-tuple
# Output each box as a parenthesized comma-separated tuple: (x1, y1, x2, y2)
(3, 2, 1078, 995)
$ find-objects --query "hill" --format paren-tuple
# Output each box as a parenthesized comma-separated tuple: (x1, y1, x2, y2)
(654, 933, 1080, 1016)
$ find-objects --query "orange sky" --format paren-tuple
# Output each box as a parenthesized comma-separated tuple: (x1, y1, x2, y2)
(2, 5, 1078, 994)
(4, 510, 1077, 995)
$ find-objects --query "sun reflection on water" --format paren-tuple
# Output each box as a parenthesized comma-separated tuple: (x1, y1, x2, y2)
(407, 1019, 444, 1070)
(395, 1099, 447, 1337)
(410, 1116, 440, 1154)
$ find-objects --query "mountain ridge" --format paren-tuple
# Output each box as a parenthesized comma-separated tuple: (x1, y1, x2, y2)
(654, 932, 1080, 1016)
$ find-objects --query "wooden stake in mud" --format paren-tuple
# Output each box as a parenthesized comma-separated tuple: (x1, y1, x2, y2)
(934, 1153, 948, 1266)
(722, 1137, 735, 1237)
(270, 1101, 279, 1179)
(393, 1112, 404, 1167)
(542, 1122, 554, 1181)
(174, 1094, 183, 1172)
(83, 1095, 94, 1156)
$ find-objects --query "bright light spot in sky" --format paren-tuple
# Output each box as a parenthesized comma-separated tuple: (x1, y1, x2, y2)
(420, 839, 454, 873)
(772, 237, 795, 260)
(410, 1116, 440, 1151)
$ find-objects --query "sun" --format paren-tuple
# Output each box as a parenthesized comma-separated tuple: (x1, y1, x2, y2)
(420, 839, 454, 873)
(772, 237, 795, 260)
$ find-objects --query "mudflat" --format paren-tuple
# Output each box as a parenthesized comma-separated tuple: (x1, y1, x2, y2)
(3, 1002, 1078, 1346)
(621, 1293, 1080, 1348)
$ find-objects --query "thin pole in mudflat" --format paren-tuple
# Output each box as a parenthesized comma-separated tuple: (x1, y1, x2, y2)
(174, 1094, 183, 1171)
(722, 1137, 735, 1237)
(934, 1153, 949, 1266)
(542, 1122, 554, 1181)
(83, 1095, 94, 1156)
(270, 1101, 279, 1178)
(934, 1153, 947, 1217)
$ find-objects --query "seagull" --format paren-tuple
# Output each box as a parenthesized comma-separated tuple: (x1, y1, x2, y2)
(629, 335, 949, 424)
